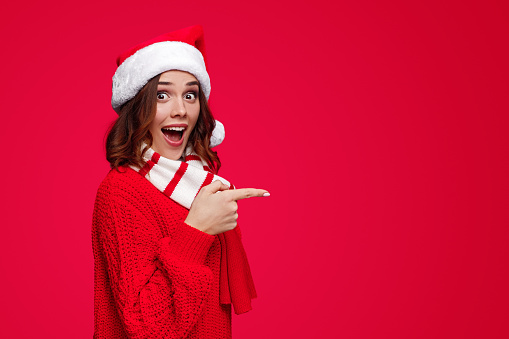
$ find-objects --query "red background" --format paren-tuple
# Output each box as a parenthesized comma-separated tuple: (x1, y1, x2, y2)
(1, 0, 508, 338)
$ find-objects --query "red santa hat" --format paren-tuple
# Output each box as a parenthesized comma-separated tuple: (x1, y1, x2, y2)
(111, 25, 224, 147)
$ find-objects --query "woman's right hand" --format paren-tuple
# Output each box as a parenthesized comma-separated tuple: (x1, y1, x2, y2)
(184, 180, 269, 235)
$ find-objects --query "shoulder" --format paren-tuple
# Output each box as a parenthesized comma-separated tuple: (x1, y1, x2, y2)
(96, 166, 150, 198)
(94, 166, 185, 216)
(93, 166, 188, 237)
(93, 167, 158, 225)
(94, 167, 156, 211)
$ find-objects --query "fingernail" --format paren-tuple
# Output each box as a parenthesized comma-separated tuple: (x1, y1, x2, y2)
(263, 192, 270, 197)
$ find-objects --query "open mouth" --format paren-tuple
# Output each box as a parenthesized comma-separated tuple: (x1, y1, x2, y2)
(162, 126, 185, 143)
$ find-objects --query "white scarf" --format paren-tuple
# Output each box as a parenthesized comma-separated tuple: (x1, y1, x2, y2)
(131, 145, 232, 209)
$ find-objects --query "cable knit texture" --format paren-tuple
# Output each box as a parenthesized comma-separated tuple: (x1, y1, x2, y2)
(92, 167, 232, 338)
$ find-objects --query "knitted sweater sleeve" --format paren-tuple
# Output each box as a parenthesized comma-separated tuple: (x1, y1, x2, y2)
(94, 185, 216, 338)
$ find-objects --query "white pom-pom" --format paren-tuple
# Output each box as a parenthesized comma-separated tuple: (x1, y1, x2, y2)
(210, 120, 225, 148)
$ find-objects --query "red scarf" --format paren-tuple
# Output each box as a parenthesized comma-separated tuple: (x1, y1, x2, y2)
(131, 146, 257, 314)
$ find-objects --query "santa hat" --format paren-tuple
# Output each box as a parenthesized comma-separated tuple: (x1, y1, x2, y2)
(111, 25, 224, 147)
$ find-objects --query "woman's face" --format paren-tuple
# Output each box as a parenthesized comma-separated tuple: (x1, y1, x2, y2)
(149, 70, 200, 160)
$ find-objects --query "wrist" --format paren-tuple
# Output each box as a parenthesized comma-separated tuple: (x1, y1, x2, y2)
(184, 218, 212, 235)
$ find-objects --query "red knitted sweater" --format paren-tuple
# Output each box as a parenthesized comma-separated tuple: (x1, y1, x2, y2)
(92, 167, 232, 338)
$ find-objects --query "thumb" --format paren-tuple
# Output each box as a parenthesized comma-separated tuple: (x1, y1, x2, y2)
(205, 180, 230, 194)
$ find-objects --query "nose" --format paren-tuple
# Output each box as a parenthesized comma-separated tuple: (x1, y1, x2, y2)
(170, 98, 187, 118)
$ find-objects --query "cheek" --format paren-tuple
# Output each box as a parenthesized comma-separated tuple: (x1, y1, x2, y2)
(150, 107, 165, 129)
(190, 105, 200, 127)
(148, 119, 158, 134)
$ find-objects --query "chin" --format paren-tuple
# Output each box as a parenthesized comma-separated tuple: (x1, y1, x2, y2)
(162, 149, 184, 160)
(153, 140, 187, 161)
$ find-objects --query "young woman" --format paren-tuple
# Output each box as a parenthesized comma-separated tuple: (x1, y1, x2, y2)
(92, 25, 269, 338)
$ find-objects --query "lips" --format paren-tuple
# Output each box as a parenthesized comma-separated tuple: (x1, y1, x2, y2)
(161, 124, 187, 146)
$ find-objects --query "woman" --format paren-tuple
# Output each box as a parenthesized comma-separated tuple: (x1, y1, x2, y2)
(92, 25, 269, 338)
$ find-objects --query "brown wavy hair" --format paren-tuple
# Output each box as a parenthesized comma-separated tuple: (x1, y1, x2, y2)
(106, 73, 221, 173)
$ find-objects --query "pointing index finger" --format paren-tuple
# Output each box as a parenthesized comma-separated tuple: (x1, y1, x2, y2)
(227, 188, 270, 201)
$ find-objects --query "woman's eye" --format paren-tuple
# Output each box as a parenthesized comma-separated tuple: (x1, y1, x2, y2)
(157, 92, 169, 100)
(185, 92, 197, 100)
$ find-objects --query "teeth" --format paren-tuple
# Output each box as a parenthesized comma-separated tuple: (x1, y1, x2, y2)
(162, 127, 185, 131)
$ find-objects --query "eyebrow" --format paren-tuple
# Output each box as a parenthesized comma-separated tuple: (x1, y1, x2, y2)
(158, 81, 199, 86)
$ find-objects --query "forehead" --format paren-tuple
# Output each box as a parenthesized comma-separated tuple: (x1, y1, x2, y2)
(159, 70, 198, 83)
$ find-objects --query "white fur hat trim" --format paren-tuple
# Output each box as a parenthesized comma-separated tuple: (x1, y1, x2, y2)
(111, 41, 211, 112)
(210, 120, 225, 148)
